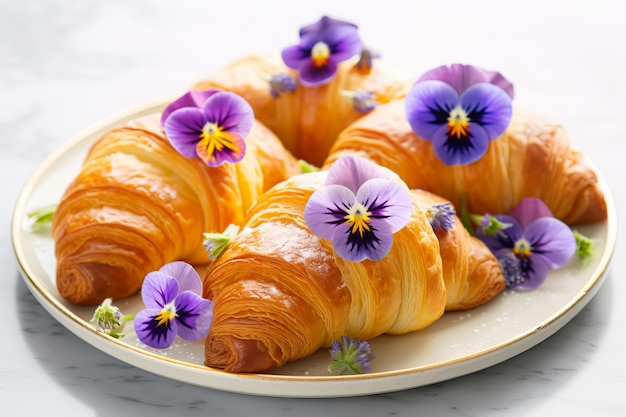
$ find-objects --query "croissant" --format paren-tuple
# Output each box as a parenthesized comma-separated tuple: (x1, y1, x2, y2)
(51, 114, 300, 305)
(192, 52, 411, 166)
(325, 101, 607, 225)
(412, 189, 505, 311)
(202, 171, 505, 372)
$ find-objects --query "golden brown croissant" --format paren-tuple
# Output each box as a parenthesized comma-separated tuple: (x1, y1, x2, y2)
(412, 189, 505, 311)
(202, 170, 505, 373)
(51, 114, 300, 305)
(192, 52, 411, 166)
(325, 101, 607, 225)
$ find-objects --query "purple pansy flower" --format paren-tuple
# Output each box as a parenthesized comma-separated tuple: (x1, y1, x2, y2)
(304, 155, 413, 262)
(134, 261, 213, 349)
(162, 90, 254, 167)
(282, 16, 362, 87)
(405, 64, 514, 165)
(475, 198, 576, 290)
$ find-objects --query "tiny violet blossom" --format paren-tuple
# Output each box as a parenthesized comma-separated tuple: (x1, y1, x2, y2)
(304, 155, 412, 262)
(162, 89, 254, 167)
(405, 64, 514, 165)
(473, 213, 513, 237)
(91, 298, 134, 339)
(282, 16, 362, 87)
(341, 89, 377, 113)
(328, 336, 375, 375)
(427, 202, 456, 232)
(267, 73, 297, 98)
(203, 224, 240, 260)
(475, 198, 576, 290)
(134, 261, 213, 349)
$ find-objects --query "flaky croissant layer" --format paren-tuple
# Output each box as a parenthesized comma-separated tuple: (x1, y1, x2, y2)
(52, 114, 299, 305)
(203, 172, 505, 373)
(325, 101, 607, 225)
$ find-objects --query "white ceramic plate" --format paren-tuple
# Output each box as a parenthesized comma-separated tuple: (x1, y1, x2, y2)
(11, 101, 617, 398)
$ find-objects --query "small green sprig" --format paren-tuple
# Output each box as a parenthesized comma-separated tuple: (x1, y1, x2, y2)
(573, 229, 595, 261)
(298, 159, 320, 173)
(203, 224, 240, 260)
(26, 204, 57, 232)
(91, 298, 134, 339)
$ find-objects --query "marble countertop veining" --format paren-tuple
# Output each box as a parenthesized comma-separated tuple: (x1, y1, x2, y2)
(2, 0, 625, 416)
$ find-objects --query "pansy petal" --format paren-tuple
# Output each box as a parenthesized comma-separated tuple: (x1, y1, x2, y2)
(325, 155, 392, 192)
(417, 63, 514, 99)
(173, 291, 214, 341)
(332, 219, 393, 262)
(298, 59, 339, 87)
(281, 44, 315, 70)
(460, 83, 512, 140)
(134, 309, 178, 349)
(203, 91, 254, 138)
(299, 15, 357, 37)
(430, 122, 489, 165)
(159, 261, 202, 295)
(321, 24, 362, 62)
(357, 178, 412, 233)
(508, 198, 554, 229)
(526, 217, 576, 269)
(517, 256, 550, 290)
(163, 107, 208, 158)
(141, 271, 180, 310)
(160, 89, 220, 126)
(405, 80, 459, 141)
(304, 184, 356, 240)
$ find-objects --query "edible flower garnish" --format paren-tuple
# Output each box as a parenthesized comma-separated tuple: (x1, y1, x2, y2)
(162, 89, 254, 167)
(405, 64, 514, 165)
(282, 16, 362, 87)
(328, 336, 375, 375)
(304, 155, 412, 262)
(91, 298, 134, 339)
(134, 261, 213, 349)
(203, 224, 240, 260)
(268, 73, 297, 98)
(475, 198, 576, 289)
(341, 89, 377, 113)
(474, 213, 513, 237)
(427, 202, 456, 232)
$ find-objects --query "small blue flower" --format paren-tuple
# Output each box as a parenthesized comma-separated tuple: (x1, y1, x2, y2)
(304, 156, 412, 262)
(268, 73, 297, 98)
(427, 203, 456, 232)
(328, 336, 375, 375)
(405, 64, 514, 166)
(476, 198, 576, 289)
(134, 261, 213, 349)
(342, 89, 377, 113)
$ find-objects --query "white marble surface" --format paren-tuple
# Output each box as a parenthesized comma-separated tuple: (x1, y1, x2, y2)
(2, 0, 625, 415)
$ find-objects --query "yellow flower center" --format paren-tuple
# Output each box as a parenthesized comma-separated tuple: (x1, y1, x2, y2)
(198, 122, 238, 161)
(447, 105, 471, 139)
(154, 304, 177, 327)
(345, 202, 372, 237)
(311, 41, 330, 68)
(513, 238, 532, 258)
